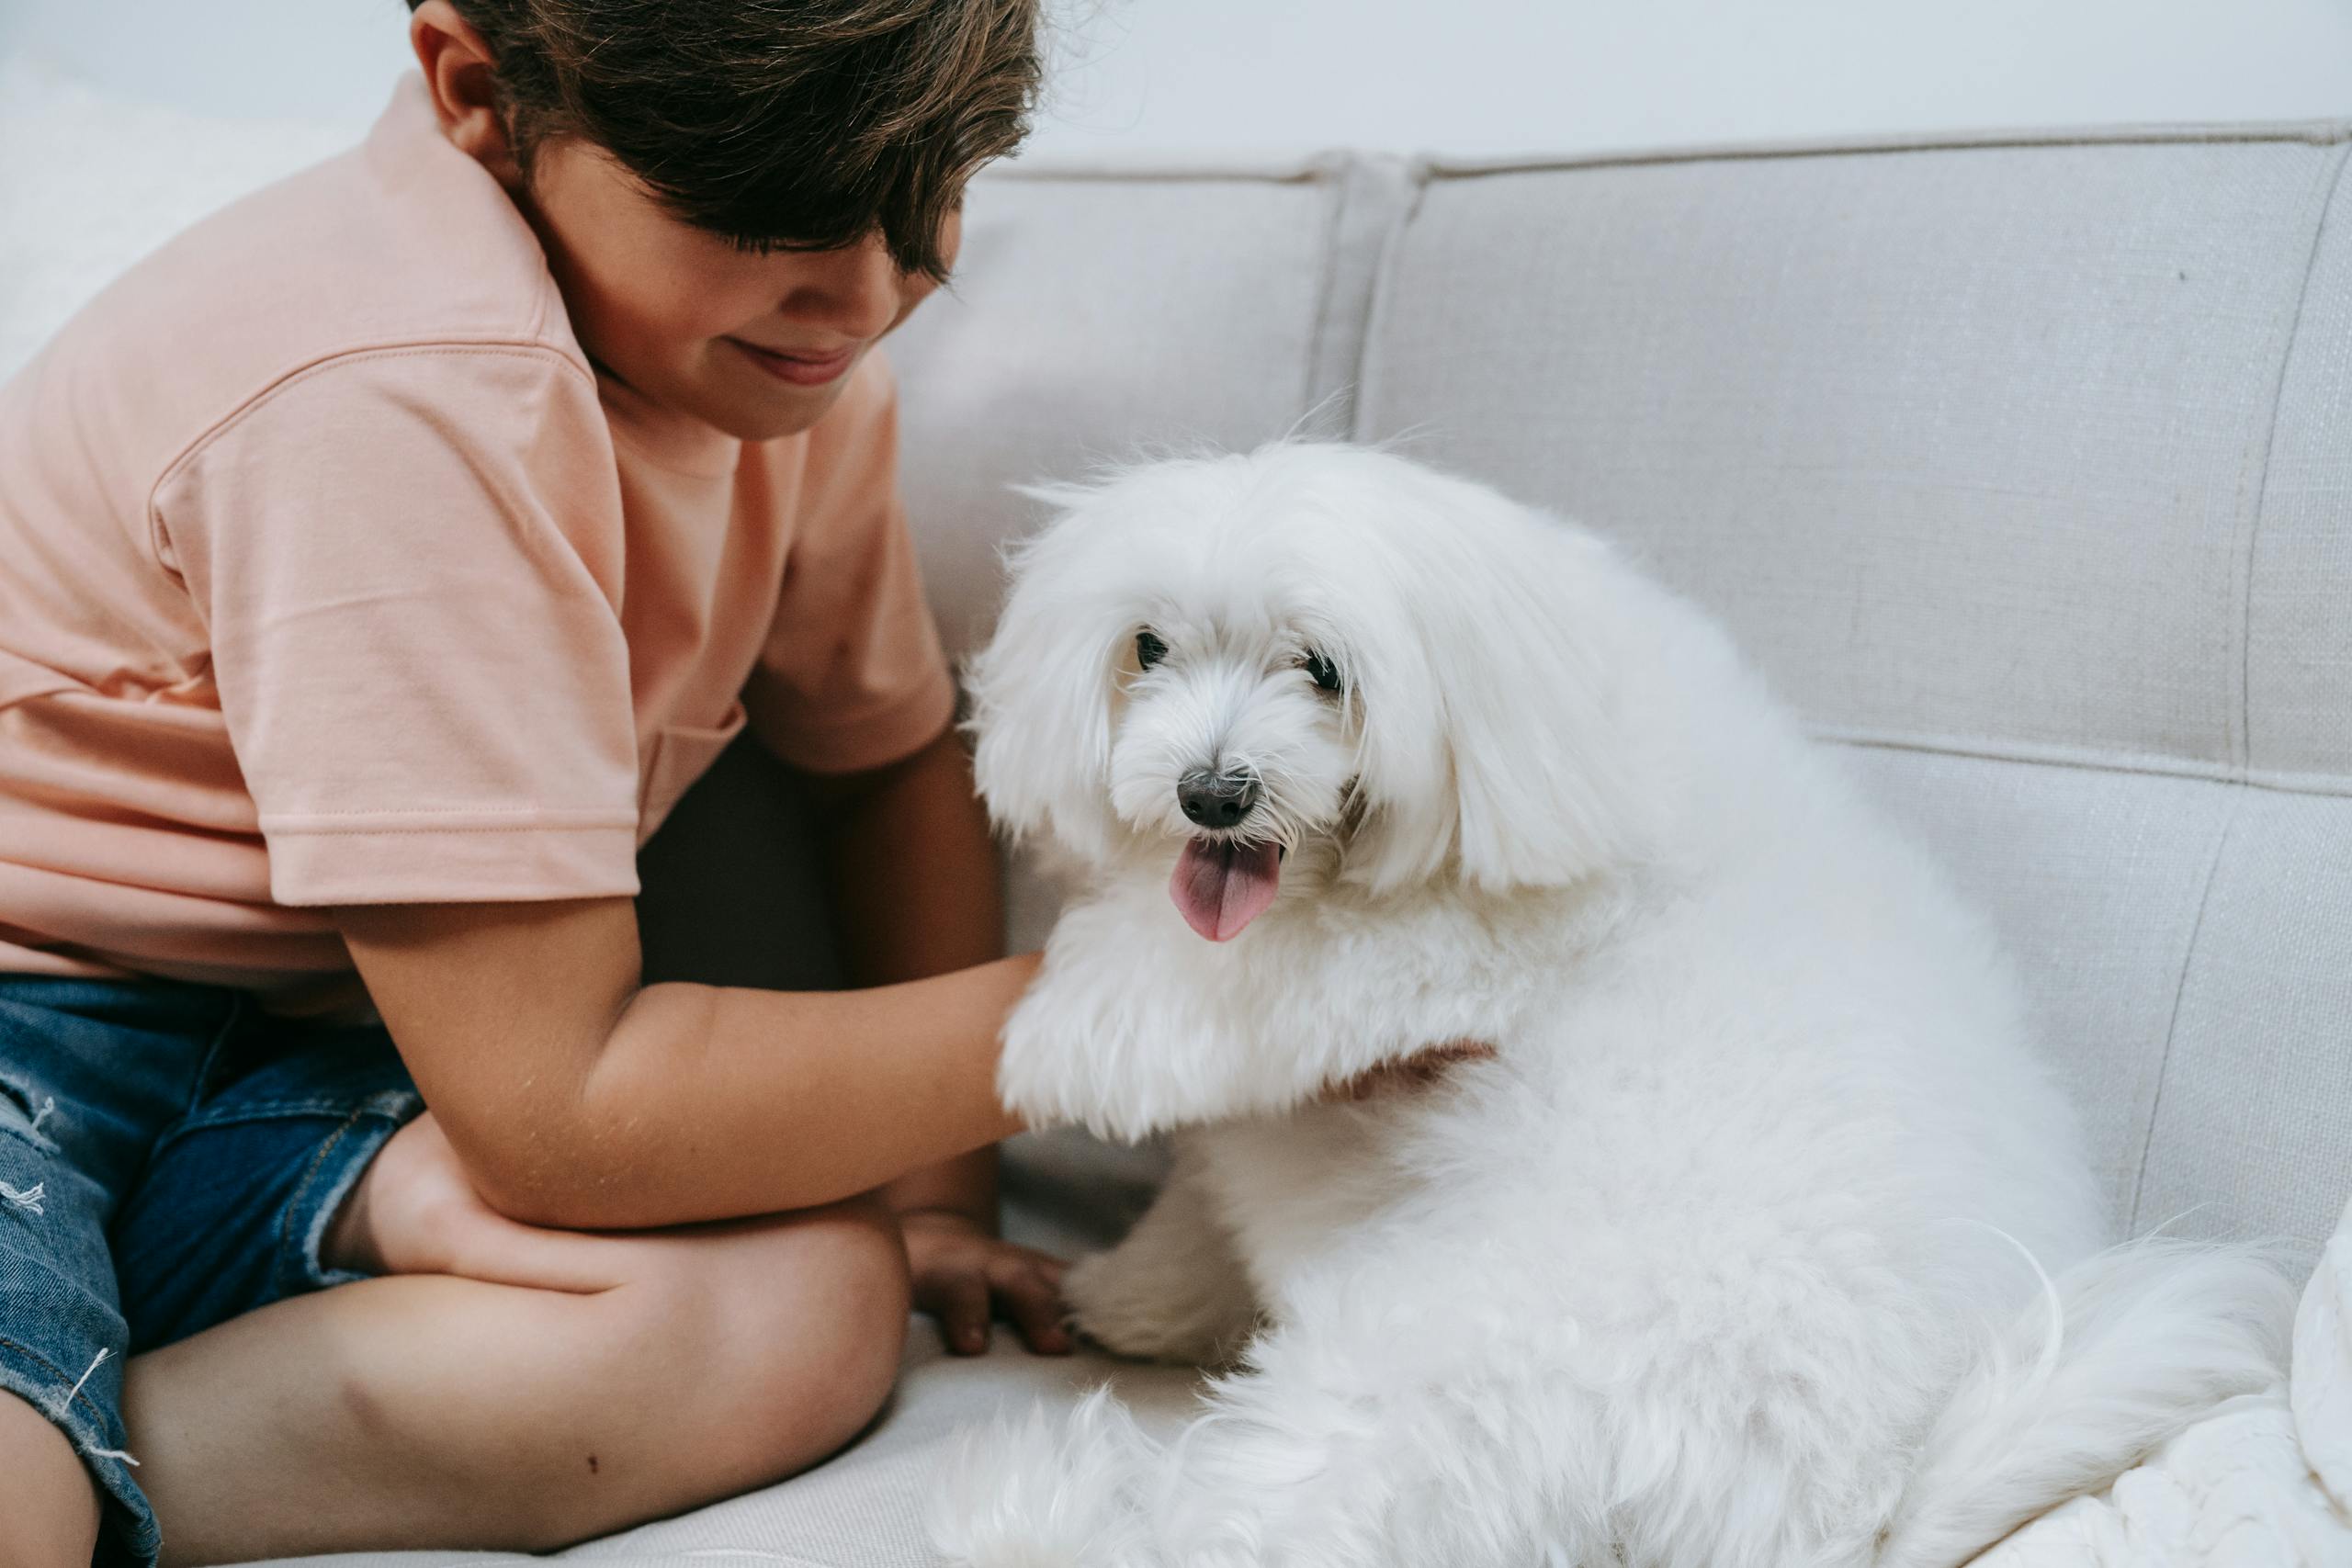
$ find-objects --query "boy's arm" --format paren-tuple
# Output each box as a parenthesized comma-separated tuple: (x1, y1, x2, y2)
(805, 727, 1071, 1354)
(801, 727, 1003, 1227)
(336, 897, 1033, 1232)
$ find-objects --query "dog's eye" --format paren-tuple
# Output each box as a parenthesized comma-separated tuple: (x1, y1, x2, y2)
(1301, 649, 1342, 694)
(1136, 630, 1169, 671)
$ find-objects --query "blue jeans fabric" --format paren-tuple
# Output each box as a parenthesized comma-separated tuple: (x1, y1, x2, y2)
(0, 976, 421, 1568)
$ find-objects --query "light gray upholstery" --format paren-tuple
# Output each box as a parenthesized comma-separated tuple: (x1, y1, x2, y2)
(1326, 131, 2352, 1251)
(1362, 140, 2331, 776)
(254, 118, 2352, 1565)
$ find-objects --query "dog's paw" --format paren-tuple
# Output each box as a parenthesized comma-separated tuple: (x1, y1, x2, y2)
(997, 996, 1250, 1142)
(1066, 1249, 1260, 1366)
(992, 995, 1098, 1128)
(996, 1002, 1159, 1140)
(930, 1391, 1157, 1568)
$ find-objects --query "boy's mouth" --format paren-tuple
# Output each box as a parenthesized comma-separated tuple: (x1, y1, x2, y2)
(1170, 837, 1284, 942)
(729, 338, 856, 387)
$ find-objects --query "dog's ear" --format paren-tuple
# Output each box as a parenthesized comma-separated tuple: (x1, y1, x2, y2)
(963, 513, 1128, 862)
(1342, 479, 1657, 894)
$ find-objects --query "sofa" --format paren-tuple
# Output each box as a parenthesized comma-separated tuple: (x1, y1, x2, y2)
(6, 65, 2347, 1564)
(611, 112, 2352, 1568)
(891, 116, 2352, 1263)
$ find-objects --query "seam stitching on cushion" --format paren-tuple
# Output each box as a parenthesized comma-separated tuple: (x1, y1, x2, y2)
(2234, 141, 2352, 779)
(982, 121, 2352, 187)
(1818, 728, 2352, 801)
(987, 160, 1341, 186)
(2127, 791, 2242, 1235)
(1350, 165, 1434, 444)
(1413, 119, 2352, 180)
(1298, 158, 1358, 427)
(1301, 155, 1416, 438)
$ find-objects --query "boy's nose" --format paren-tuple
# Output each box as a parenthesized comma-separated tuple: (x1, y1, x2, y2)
(779, 233, 912, 343)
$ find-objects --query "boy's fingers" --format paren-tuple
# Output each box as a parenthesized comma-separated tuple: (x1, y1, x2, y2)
(931, 1273, 991, 1354)
(995, 1262, 1072, 1354)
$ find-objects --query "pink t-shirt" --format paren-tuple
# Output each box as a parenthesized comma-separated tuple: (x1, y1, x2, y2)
(0, 77, 956, 1006)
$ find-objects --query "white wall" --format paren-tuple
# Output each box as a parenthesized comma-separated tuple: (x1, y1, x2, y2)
(1041, 0, 2352, 154)
(5, 0, 2351, 156)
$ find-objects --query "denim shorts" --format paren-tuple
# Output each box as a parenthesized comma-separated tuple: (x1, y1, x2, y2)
(0, 975, 423, 1567)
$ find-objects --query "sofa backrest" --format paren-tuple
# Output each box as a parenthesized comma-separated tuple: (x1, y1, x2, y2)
(884, 123, 2352, 1254)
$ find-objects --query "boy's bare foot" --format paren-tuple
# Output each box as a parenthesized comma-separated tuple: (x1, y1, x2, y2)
(121, 1112, 911, 1566)
(321, 1111, 628, 1291)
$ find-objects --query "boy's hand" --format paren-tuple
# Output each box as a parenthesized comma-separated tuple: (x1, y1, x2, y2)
(900, 1209, 1073, 1357)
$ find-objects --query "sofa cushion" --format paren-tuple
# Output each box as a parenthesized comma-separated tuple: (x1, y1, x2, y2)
(2251, 166, 2352, 785)
(1357, 135, 2346, 781)
(887, 156, 1414, 666)
(1321, 127, 2352, 1250)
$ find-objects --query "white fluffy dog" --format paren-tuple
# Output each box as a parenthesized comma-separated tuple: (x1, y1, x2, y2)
(937, 444, 2290, 1568)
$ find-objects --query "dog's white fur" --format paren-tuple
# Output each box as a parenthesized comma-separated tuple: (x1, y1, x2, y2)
(936, 444, 2292, 1568)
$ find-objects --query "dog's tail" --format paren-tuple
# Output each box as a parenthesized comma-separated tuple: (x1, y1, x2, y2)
(1875, 1235, 2297, 1568)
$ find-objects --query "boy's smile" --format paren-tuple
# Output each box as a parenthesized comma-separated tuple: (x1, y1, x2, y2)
(516, 136, 957, 443)
(728, 339, 860, 388)
(411, 0, 966, 446)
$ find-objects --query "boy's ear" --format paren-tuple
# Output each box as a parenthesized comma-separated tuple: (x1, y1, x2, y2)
(411, 1, 524, 189)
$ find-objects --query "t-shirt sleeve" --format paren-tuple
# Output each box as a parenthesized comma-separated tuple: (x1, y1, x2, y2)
(742, 354, 956, 774)
(154, 345, 644, 907)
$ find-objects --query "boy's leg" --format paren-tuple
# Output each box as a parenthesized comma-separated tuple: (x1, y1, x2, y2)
(0, 1390, 101, 1566)
(121, 1111, 911, 1566)
(0, 977, 237, 1568)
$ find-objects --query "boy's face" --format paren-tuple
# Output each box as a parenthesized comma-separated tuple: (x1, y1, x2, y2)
(524, 139, 956, 442)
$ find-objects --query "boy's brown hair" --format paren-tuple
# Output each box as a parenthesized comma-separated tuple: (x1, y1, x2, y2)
(411, 0, 1042, 279)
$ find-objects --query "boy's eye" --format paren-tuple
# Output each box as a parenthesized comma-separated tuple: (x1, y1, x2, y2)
(1301, 649, 1342, 694)
(726, 233, 796, 256)
(1136, 630, 1169, 670)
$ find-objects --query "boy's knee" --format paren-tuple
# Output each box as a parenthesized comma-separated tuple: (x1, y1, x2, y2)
(635, 1200, 910, 1486)
(749, 1201, 910, 1450)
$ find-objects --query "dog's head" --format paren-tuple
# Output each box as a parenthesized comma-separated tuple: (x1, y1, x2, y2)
(967, 444, 1656, 938)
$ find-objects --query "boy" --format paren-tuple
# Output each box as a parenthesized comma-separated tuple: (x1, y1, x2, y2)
(0, 3, 1068, 1562)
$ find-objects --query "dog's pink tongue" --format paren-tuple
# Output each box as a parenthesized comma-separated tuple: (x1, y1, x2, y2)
(1170, 839, 1283, 942)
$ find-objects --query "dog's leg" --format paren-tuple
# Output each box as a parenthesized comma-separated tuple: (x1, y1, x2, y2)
(1066, 1150, 1261, 1364)
(1130, 1326, 1600, 1568)
(997, 922, 1436, 1140)
(932, 1387, 1161, 1568)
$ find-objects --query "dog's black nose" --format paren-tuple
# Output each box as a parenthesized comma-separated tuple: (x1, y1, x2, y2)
(1179, 769, 1260, 829)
